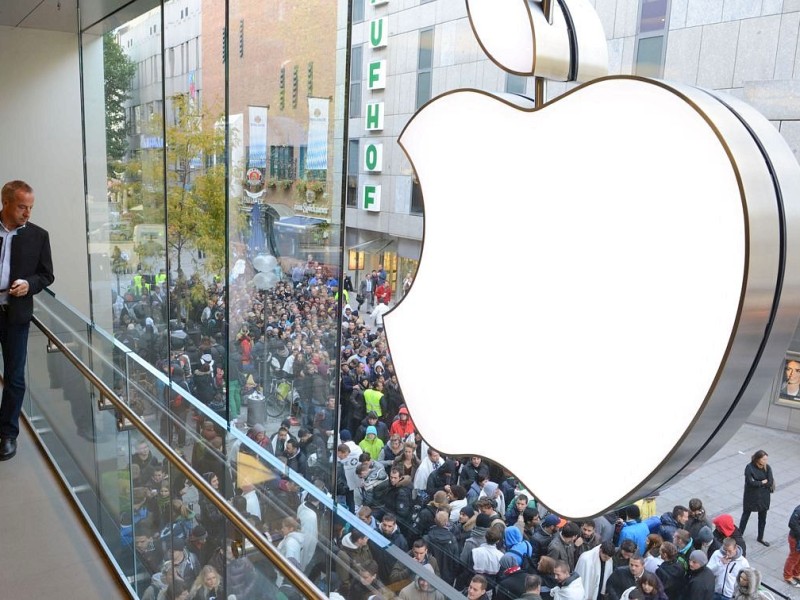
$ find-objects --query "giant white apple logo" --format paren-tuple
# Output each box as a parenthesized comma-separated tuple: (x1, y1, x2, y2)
(385, 0, 800, 518)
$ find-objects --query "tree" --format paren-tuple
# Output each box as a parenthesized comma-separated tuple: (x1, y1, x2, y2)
(164, 94, 231, 277)
(104, 33, 136, 169)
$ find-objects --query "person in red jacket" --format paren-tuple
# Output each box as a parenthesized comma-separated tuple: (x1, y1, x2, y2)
(375, 280, 392, 305)
(390, 406, 415, 439)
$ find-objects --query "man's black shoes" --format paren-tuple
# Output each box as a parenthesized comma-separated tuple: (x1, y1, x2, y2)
(0, 437, 17, 461)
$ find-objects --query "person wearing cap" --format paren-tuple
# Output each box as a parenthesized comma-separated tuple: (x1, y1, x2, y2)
(186, 525, 212, 566)
(707, 536, 749, 600)
(685, 549, 715, 600)
(708, 514, 746, 558)
(461, 512, 493, 569)
(166, 537, 201, 590)
(452, 505, 475, 550)
(532, 514, 562, 566)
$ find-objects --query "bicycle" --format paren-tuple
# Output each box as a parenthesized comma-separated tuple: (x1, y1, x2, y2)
(265, 377, 295, 418)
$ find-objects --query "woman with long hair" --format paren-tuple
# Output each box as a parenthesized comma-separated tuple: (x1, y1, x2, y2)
(189, 565, 224, 600)
(636, 571, 669, 600)
(739, 449, 774, 546)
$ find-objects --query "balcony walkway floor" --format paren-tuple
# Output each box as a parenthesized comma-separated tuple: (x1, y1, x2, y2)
(0, 421, 126, 598)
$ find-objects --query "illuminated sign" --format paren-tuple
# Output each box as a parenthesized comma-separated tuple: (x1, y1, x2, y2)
(392, 0, 800, 518)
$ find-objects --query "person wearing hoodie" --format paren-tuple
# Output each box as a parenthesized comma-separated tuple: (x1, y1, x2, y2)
(391, 539, 441, 592)
(461, 513, 492, 569)
(427, 459, 458, 498)
(390, 406, 416, 439)
(685, 549, 715, 600)
(732, 567, 770, 600)
(359, 425, 385, 460)
(276, 517, 304, 568)
(618, 505, 651, 555)
(335, 528, 374, 597)
(494, 553, 530, 600)
(708, 514, 747, 558)
(356, 411, 390, 444)
(398, 563, 446, 600)
(551, 559, 586, 600)
(505, 526, 534, 569)
(707, 537, 749, 600)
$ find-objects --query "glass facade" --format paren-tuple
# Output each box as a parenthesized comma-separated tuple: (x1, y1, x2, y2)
(11, 0, 800, 597)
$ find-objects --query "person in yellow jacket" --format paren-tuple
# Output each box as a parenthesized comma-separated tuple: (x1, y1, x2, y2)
(364, 380, 385, 418)
(359, 426, 383, 460)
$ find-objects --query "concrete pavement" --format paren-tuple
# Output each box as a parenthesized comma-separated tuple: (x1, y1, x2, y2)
(655, 422, 800, 598)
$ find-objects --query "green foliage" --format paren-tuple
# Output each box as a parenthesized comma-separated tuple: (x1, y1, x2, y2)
(164, 94, 228, 276)
(103, 33, 136, 168)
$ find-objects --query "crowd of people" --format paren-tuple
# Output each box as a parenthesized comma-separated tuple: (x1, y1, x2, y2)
(110, 259, 782, 600)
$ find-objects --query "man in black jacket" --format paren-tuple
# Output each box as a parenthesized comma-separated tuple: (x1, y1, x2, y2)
(686, 550, 715, 600)
(0, 180, 54, 460)
(606, 553, 644, 600)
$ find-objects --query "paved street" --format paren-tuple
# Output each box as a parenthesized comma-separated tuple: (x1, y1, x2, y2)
(656, 422, 800, 598)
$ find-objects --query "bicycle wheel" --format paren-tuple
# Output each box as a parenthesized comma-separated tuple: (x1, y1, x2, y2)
(265, 390, 286, 418)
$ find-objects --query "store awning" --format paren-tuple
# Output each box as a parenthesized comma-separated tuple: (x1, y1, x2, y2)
(264, 203, 295, 219)
(348, 238, 395, 253)
(274, 215, 328, 230)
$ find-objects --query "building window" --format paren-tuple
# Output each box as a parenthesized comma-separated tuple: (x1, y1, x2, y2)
(505, 73, 527, 95)
(634, 0, 669, 78)
(416, 28, 434, 109)
(350, 44, 363, 118)
(347, 139, 359, 207)
(411, 175, 424, 215)
(352, 0, 365, 23)
(270, 145, 295, 180)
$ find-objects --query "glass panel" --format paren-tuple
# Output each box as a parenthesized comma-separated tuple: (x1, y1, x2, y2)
(506, 73, 528, 95)
(350, 44, 364, 118)
(639, 0, 669, 33)
(416, 71, 432, 109)
(635, 35, 665, 78)
(418, 28, 434, 70)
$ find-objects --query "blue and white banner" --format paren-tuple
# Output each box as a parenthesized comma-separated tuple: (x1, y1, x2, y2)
(306, 97, 329, 171)
(248, 106, 268, 168)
